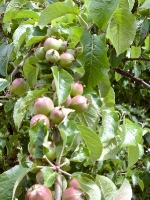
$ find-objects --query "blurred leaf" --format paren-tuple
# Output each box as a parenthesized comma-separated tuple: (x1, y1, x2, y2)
(38, 0, 79, 28)
(103, 87, 115, 107)
(128, 145, 139, 168)
(41, 167, 56, 187)
(52, 66, 73, 105)
(79, 31, 109, 87)
(77, 125, 102, 164)
(3, 9, 39, 22)
(131, 46, 141, 58)
(122, 119, 143, 147)
(13, 89, 48, 130)
(119, 0, 135, 11)
(89, 0, 120, 29)
(107, 8, 136, 55)
(0, 78, 10, 92)
(0, 165, 29, 200)
(96, 175, 117, 200)
(23, 56, 39, 88)
(113, 179, 132, 200)
(6, 0, 27, 12)
(0, 43, 14, 76)
(98, 74, 111, 97)
(100, 109, 119, 142)
(68, 26, 83, 48)
(73, 173, 101, 200)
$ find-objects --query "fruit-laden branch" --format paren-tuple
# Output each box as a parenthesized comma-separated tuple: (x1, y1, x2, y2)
(113, 67, 150, 90)
(11, 49, 33, 78)
(122, 57, 150, 62)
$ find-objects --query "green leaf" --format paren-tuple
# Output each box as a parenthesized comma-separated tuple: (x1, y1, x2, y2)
(128, 145, 139, 168)
(38, 0, 79, 28)
(100, 109, 119, 142)
(41, 167, 56, 187)
(103, 87, 115, 107)
(89, 0, 120, 29)
(26, 26, 47, 46)
(79, 31, 109, 87)
(140, 0, 150, 9)
(0, 165, 29, 200)
(58, 120, 79, 146)
(70, 103, 99, 131)
(5, 0, 27, 12)
(29, 121, 48, 158)
(98, 74, 111, 97)
(119, 0, 135, 11)
(131, 46, 141, 58)
(23, 56, 39, 88)
(99, 136, 121, 161)
(13, 89, 48, 130)
(51, 66, 73, 105)
(73, 173, 101, 200)
(0, 43, 14, 76)
(107, 8, 136, 55)
(113, 179, 132, 200)
(96, 175, 117, 200)
(77, 125, 102, 164)
(122, 119, 143, 147)
(13, 25, 32, 53)
(0, 78, 10, 92)
(3, 9, 39, 22)
(68, 26, 83, 48)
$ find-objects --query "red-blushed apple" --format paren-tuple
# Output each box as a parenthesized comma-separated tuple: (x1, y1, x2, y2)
(62, 187, 84, 200)
(44, 37, 62, 51)
(59, 52, 75, 68)
(50, 106, 66, 124)
(71, 82, 83, 97)
(70, 95, 89, 113)
(30, 114, 50, 128)
(11, 78, 28, 97)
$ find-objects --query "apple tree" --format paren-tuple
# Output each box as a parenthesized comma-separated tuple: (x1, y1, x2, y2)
(0, 0, 150, 199)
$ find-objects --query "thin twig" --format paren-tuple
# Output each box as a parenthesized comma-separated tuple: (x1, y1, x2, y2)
(78, 15, 89, 29)
(54, 175, 62, 200)
(11, 49, 33, 78)
(43, 155, 55, 167)
(57, 145, 65, 166)
(59, 169, 72, 177)
(122, 57, 150, 62)
(113, 67, 150, 90)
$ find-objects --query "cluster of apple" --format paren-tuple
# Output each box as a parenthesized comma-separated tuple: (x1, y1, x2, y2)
(26, 178, 85, 200)
(34, 36, 75, 68)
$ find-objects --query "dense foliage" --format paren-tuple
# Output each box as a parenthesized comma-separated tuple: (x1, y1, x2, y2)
(0, 0, 150, 199)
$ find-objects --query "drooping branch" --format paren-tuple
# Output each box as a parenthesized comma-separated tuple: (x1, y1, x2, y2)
(11, 49, 33, 78)
(122, 57, 150, 62)
(113, 67, 150, 90)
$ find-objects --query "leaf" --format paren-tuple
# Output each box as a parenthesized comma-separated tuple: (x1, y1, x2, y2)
(0, 43, 14, 76)
(122, 119, 143, 147)
(68, 26, 83, 48)
(73, 173, 101, 200)
(51, 66, 73, 105)
(26, 26, 47, 46)
(3, 9, 39, 22)
(78, 31, 109, 87)
(0, 165, 29, 200)
(0, 78, 10, 92)
(107, 8, 136, 55)
(6, 0, 27, 12)
(128, 145, 139, 168)
(77, 125, 102, 164)
(58, 120, 79, 146)
(140, 0, 150, 9)
(98, 74, 111, 97)
(38, 0, 79, 28)
(119, 0, 135, 11)
(13, 25, 32, 53)
(89, 0, 120, 29)
(23, 56, 39, 88)
(131, 46, 141, 58)
(100, 109, 119, 142)
(29, 121, 48, 158)
(70, 103, 99, 131)
(13, 89, 48, 130)
(41, 167, 56, 187)
(96, 175, 117, 200)
(113, 179, 132, 200)
(103, 87, 115, 107)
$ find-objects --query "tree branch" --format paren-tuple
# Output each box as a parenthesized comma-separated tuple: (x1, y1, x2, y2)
(122, 57, 150, 62)
(11, 49, 33, 78)
(113, 67, 150, 90)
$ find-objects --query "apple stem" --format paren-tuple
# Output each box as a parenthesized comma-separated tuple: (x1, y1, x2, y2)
(59, 169, 72, 177)
(54, 174, 62, 200)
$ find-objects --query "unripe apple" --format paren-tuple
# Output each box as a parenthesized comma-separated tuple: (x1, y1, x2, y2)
(26, 184, 52, 200)
(69, 178, 81, 190)
(59, 41, 68, 53)
(63, 95, 72, 107)
(34, 47, 46, 60)
(62, 187, 83, 200)
(50, 106, 66, 124)
(44, 141, 56, 161)
(61, 157, 70, 171)
(44, 37, 62, 51)
(71, 82, 83, 97)
(11, 78, 28, 97)
(33, 96, 54, 116)
(59, 52, 75, 68)
(70, 95, 89, 113)
(30, 114, 50, 128)
(46, 49, 60, 63)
